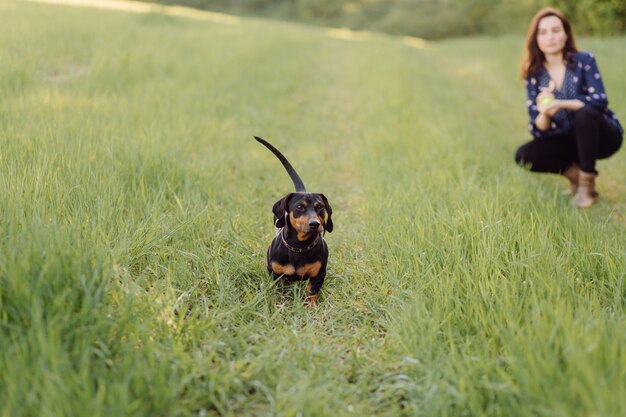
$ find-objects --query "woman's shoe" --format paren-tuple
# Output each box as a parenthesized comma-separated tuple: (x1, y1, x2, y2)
(561, 163, 579, 195)
(573, 171, 598, 208)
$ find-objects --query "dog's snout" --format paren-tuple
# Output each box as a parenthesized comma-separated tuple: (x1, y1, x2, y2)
(309, 220, 320, 228)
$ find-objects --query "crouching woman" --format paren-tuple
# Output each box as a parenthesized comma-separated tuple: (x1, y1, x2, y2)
(515, 7, 623, 208)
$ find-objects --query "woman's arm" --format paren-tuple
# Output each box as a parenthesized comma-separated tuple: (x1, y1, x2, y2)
(534, 112, 551, 131)
(577, 53, 610, 109)
(535, 98, 585, 131)
(525, 77, 549, 137)
(553, 99, 585, 112)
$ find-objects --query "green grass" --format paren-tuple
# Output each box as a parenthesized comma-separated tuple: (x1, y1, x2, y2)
(1, 1, 626, 416)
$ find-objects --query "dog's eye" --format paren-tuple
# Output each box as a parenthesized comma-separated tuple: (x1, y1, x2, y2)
(295, 204, 305, 211)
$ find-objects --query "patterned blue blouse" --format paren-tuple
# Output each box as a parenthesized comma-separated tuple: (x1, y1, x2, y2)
(525, 51, 623, 139)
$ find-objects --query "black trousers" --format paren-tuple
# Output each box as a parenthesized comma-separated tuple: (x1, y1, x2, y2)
(515, 107, 622, 174)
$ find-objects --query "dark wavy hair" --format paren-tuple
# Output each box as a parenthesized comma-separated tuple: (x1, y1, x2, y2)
(520, 7, 578, 79)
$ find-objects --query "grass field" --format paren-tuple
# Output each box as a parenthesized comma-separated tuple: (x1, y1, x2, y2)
(1, 1, 626, 416)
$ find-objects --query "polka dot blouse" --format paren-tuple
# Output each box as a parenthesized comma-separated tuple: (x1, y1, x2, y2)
(525, 51, 623, 139)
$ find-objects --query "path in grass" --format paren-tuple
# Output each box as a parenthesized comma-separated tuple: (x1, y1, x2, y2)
(26, 0, 240, 23)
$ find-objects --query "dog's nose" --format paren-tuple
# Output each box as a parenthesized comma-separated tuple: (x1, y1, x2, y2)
(309, 220, 320, 229)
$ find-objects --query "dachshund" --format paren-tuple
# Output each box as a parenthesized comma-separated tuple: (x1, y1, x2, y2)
(254, 136, 333, 307)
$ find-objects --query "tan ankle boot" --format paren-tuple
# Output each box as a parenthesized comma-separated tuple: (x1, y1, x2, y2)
(561, 164, 579, 195)
(573, 171, 598, 208)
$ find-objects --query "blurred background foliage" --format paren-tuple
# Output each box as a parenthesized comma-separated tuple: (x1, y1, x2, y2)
(152, 0, 625, 39)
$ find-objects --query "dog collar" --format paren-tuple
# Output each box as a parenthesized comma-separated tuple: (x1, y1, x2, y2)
(280, 230, 321, 253)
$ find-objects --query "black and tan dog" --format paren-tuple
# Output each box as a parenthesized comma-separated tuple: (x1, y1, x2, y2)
(254, 136, 333, 307)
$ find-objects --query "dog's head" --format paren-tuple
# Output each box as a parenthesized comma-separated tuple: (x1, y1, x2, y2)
(272, 192, 333, 237)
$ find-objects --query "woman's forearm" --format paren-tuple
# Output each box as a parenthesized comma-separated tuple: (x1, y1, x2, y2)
(534, 99, 585, 132)
(534, 113, 551, 131)
(555, 99, 585, 111)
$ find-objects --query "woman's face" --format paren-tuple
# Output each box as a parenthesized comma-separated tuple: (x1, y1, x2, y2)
(536, 15, 567, 55)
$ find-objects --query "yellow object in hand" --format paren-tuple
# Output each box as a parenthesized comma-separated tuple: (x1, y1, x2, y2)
(540, 96, 553, 106)
(539, 80, 555, 107)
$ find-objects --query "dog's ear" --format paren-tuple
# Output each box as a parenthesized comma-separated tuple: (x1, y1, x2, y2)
(272, 193, 294, 228)
(320, 193, 333, 233)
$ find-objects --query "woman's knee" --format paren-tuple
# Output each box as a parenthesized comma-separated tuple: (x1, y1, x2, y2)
(574, 106, 600, 126)
(515, 144, 533, 166)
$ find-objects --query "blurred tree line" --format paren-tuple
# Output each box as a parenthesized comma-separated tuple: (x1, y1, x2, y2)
(154, 0, 625, 39)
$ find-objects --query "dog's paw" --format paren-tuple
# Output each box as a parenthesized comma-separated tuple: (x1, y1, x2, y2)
(305, 294, 318, 308)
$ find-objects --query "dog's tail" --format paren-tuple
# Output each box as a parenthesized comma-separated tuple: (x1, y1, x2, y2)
(254, 136, 306, 192)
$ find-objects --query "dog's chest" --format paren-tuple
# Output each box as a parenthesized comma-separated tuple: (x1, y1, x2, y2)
(270, 260, 322, 278)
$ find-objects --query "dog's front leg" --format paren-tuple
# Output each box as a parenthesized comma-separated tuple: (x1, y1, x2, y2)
(305, 268, 326, 307)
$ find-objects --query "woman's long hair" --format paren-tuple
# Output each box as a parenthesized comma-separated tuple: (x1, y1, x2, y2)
(520, 7, 578, 79)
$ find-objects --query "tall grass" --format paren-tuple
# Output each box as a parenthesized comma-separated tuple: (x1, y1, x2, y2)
(1, 2, 625, 416)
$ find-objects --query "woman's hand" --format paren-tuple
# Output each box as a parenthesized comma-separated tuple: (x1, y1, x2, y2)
(534, 82, 558, 132)
(536, 88, 559, 116)
(536, 80, 561, 116)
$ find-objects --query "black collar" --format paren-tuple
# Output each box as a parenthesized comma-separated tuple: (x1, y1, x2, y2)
(280, 229, 321, 253)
